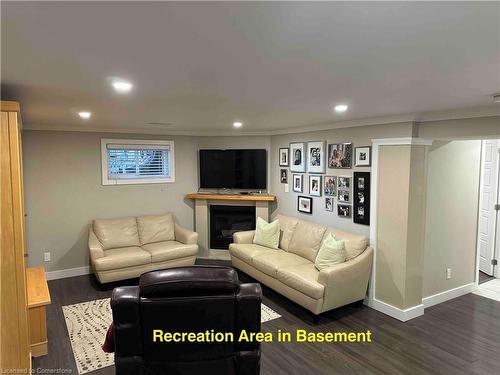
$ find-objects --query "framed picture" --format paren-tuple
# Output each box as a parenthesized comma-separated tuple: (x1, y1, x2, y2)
(338, 189, 350, 203)
(323, 175, 337, 196)
(280, 169, 288, 184)
(325, 197, 334, 212)
(279, 148, 289, 167)
(298, 196, 313, 214)
(337, 204, 351, 218)
(307, 141, 326, 173)
(353, 172, 371, 225)
(292, 174, 303, 193)
(309, 175, 322, 197)
(355, 146, 371, 167)
(337, 176, 351, 189)
(290, 142, 306, 172)
(328, 143, 353, 169)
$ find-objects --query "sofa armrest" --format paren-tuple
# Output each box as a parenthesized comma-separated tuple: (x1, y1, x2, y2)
(235, 283, 262, 352)
(174, 223, 198, 245)
(88, 227, 104, 260)
(317, 247, 373, 312)
(233, 230, 255, 244)
(111, 286, 142, 357)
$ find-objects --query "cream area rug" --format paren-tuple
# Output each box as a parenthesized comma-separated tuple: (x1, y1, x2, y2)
(63, 298, 281, 374)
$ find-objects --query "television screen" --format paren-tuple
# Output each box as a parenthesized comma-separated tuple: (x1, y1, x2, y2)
(199, 149, 267, 189)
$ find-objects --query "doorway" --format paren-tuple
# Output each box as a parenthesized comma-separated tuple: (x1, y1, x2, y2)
(476, 139, 500, 282)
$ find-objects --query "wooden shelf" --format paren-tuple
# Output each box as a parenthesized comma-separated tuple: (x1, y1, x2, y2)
(26, 266, 51, 308)
(186, 193, 276, 202)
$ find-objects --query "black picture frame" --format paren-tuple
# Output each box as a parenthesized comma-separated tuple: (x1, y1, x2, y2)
(280, 168, 288, 183)
(353, 172, 370, 225)
(297, 196, 313, 214)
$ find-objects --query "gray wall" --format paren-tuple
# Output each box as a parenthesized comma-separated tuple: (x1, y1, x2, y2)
(423, 140, 482, 297)
(269, 122, 415, 236)
(22, 130, 269, 272)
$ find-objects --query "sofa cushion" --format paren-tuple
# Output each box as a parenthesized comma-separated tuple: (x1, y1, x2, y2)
(229, 243, 275, 264)
(137, 213, 175, 245)
(141, 241, 198, 263)
(288, 220, 327, 262)
(252, 250, 310, 277)
(277, 263, 324, 300)
(93, 246, 151, 271)
(324, 228, 368, 260)
(93, 217, 140, 250)
(253, 217, 280, 249)
(275, 214, 299, 251)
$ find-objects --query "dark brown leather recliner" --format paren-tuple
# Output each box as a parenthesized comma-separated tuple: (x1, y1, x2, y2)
(111, 266, 262, 375)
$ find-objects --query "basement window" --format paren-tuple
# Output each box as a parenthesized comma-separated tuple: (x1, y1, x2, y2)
(101, 139, 175, 185)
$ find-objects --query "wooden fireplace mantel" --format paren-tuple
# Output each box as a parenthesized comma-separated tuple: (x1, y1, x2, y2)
(186, 193, 276, 260)
(186, 193, 276, 202)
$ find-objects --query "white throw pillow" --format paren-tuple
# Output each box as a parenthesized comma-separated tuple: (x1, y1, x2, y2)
(253, 217, 280, 249)
(314, 233, 346, 271)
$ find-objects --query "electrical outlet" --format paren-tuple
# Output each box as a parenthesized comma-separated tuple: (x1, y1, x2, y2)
(44, 252, 51, 262)
(446, 268, 452, 280)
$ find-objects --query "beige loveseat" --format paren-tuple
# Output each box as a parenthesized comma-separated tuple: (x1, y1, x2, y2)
(229, 214, 373, 315)
(89, 213, 198, 283)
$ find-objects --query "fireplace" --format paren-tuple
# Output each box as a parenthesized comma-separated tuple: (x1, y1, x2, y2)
(209, 205, 256, 250)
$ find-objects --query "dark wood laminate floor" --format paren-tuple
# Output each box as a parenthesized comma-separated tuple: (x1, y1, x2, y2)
(479, 271, 495, 284)
(34, 261, 500, 375)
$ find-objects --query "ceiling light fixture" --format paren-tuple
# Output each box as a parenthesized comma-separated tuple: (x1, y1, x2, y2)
(493, 94, 500, 103)
(78, 111, 92, 119)
(334, 104, 348, 113)
(233, 121, 243, 128)
(112, 80, 133, 93)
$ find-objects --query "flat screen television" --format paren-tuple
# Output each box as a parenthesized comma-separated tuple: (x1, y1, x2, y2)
(199, 149, 267, 190)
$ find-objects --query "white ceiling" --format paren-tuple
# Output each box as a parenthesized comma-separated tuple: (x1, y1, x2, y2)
(2, 1, 499, 134)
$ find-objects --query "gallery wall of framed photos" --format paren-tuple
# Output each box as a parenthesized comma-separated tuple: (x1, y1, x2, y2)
(269, 123, 399, 237)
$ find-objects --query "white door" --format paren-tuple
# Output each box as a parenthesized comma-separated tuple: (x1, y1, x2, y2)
(478, 140, 499, 276)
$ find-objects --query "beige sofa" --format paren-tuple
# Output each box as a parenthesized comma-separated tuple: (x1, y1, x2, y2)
(89, 213, 198, 283)
(229, 214, 373, 315)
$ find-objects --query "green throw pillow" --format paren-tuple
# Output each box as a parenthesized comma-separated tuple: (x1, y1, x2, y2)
(314, 233, 346, 271)
(253, 217, 280, 249)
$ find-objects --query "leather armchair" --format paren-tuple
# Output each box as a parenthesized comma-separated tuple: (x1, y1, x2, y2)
(111, 266, 262, 375)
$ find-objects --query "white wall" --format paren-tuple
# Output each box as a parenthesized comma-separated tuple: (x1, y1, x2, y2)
(423, 140, 482, 297)
(22, 130, 269, 272)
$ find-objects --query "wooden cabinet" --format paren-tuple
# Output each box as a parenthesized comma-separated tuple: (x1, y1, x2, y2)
(0, 101, 31, 370)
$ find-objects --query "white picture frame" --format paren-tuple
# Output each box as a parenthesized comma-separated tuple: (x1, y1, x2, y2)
(290, 142, 306, 172)
(307, 141, 326, 173)
(309, 175, 322, 197)
(279, 147, 289, 167)
(355, 146, 372, 167)
(325, 197, 334, 212)
(292, 174, 303, 193)
(323, 175, 337, 196)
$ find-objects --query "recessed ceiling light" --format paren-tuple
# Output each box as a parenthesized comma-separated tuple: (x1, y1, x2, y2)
(78, 111, 92, 119)
(233, 121, 243, 128)
(334, 104, 348, 113)
(112, 80, 133, 93)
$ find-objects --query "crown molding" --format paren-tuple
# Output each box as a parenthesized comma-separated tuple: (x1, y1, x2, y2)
(23, 104, 499, 136)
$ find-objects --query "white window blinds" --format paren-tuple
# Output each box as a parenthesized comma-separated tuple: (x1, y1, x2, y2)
(101, 139, 175, 185)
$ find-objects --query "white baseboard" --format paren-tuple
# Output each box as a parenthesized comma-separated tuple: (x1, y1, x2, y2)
(422, 283, 477, 309)
(368, 298, 424, 322)
(46, 266, 91, 281)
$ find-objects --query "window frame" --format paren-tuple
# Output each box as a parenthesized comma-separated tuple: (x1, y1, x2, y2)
(101, 138, 175, 185)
